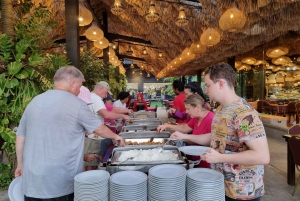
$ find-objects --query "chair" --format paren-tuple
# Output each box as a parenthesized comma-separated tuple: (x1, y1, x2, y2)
(257, 100, 263, 113)
(261, 100, 271, 114)
(288, 136, 300, 195)
(288, 124, 300, 135)
(286, 102, 296, 126)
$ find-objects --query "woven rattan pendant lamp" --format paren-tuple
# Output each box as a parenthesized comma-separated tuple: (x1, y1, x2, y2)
(78, 0, 93, 26)
(190, 42, 207, 54)
(219, 5, 246, 32)
(84, 22, 104, 41)
(111, 0, 125, 16)
(94, 37, 109, 49)
(200, 28, 220, 46)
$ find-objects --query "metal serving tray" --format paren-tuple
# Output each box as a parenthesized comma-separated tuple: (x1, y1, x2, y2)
(119, 131, 170, 139)
(109, 145, 185, 165)
(125, 120, 162, 126)
(129, 111, 157, 118)
(122, 124, 160, 132)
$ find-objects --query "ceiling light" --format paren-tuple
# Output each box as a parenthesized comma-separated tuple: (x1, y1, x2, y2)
(142, 47, 148, 55)
(130, 61, 134, 68)
(145, 1, 159, 23)
(219, 5, 246, 32)
(78, 0, 93, 26)
(111, 0, 124, 16)
(200, 28, 220, 46)
(84, 22, 104, 41)
(175, 6, 189, 27)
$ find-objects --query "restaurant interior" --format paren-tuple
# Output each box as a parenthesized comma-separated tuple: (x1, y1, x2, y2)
(1, 0, 300, 200)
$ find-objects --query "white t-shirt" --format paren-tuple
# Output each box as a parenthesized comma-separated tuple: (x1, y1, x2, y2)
(113, 100, 126, 108)
(89, 92, 106, 123)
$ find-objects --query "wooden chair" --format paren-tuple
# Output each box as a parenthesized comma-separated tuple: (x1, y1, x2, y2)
(286, 102, 296, 126)
(288, 124, 300, 135)
(288, 136, 300, 195)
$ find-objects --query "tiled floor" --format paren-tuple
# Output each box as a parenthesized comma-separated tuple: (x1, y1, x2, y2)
(1, 108, 299, 200)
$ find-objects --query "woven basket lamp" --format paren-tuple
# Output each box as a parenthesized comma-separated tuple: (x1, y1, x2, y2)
(182, 48, 195, 61)
(254, 60, 268, 66)
(111, 0, 125, 16)
(219, 6, 246, 32)
(237, 64, 251, 71)
(79, 1, 93, 26)
(94, 37, 109, 49)
(145, 1, 159, 23)
(108, 47, 116, 57)
(235, 61, 242, 68)
(241, 57, 257, 65)
(272, 56, 291, 65)
(190, 42, 207, 54)
(200, 28, 220, 46)
(175, 7, 189, 27)
(266, 47, 289, 58)
(275, 72, 286, 83)
(266, 74, 276, 84)
(84, 22, 104, 41)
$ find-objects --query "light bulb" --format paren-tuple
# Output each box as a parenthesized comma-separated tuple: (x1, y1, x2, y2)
(230, 12, 234, 19)
(209, 35, 212, 40)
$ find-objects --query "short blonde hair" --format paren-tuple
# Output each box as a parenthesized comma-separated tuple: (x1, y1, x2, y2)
(54, 66, 85, 83)
(184, 94, 205, 108)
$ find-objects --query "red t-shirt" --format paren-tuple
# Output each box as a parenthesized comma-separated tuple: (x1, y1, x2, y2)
(187, 111, 214, 168)
(173, 93, 187, 123)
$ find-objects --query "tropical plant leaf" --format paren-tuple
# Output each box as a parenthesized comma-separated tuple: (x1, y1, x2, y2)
(5, 78, 19, 89)
(28, 53, 44, 66)
(24, 68, 38, 79)
(15, 53, 26, 62)
(7, 61, 22, 75)
(1, 117, 9, 126)
(15, 39, 30, 54)
(15, 70, 29, 79)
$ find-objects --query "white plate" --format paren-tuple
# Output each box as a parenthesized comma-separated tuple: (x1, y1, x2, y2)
(149, 164, 186, 179)
(8, 177, 24, 201)
(187, 168, 224, 182)
(87, 134, 104, 140)
(178, 146, 210, 156)
(110, 171, 147, 185)
(74, 170, 110, 183)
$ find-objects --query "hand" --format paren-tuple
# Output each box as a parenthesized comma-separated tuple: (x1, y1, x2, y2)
(122, 115, 130, 121)
(15, 167, 22, 178)
(84, 154, 98, 162)
(114, 135, 125, 147)
(157, 125, 168, 133)
(201, 148, 222, 163)
(127, 109, 134, 115)
(169, 108, 176, 114)
(170, 131, 185, 140)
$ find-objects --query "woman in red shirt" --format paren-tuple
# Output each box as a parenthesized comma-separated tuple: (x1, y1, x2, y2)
(133, 93, 148, 111)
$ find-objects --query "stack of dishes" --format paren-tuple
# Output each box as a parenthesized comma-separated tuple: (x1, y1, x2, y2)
(148, 164, 186, 201)
(74, 170, 110, 201)
(186, 168, 225, 201)
(110, 170, 147, 201)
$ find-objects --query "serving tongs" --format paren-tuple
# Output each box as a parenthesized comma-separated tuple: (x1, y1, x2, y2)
(157, 138, 178, 153)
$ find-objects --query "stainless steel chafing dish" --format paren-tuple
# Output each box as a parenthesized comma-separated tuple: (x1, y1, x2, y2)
(125, 119, 162, 126)
(129, 111, 157, 118)
(119, 131, 171, 145)
(122, 124, 160, 132)
(105, 145, 188, 175)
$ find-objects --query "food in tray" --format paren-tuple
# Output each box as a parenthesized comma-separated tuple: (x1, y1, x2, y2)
(93, 134, 99, 138)
(129, 120, 134, 123)
(125, 140, 164, 145)
(149, 128, 157, 131)
(118, 149, 178, 162)
(167, 121, 177, 125)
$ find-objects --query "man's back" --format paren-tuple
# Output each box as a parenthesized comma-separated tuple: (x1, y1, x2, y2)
(17, 90, 100, 198)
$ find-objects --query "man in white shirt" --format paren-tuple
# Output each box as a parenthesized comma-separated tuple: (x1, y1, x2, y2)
(113, 91, 130, 108)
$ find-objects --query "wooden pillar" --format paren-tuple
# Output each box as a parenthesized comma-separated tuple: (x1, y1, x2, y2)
(197, 69, 203, 85)
(102, 11, 109, 80)
(65, 0, 80, 68)
(181, 76, 186, 85)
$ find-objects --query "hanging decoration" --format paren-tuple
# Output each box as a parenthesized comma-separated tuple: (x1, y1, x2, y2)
(266, 47, 289, 58)
(84, 22, 104, 41)
(241, 57, 257, 65)
(190, 42, 207, 54)
(200, 28, 220, 46)
(78, 0, 93, 26)
(219, 5, 246, 32)
(175, 7, 189, 27)
(145, 1, 159, 22)
(272, 56, 291, 65)
(111, 0, 125, 16)
(94, 37, 109, 49)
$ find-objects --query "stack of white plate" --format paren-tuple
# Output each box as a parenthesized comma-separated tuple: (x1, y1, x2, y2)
(186, 168, 225, 201)
(74, 170, 110, 201)
(110, 170, 147, 201)
(148, 164, 187, 201)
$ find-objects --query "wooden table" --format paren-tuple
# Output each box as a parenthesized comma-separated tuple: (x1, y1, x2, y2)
(282, 134, 300, 186)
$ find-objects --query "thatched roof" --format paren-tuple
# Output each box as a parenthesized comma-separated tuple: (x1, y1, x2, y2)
(32, 0, 300, 78)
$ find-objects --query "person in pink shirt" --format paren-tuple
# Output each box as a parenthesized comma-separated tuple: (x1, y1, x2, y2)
(157, 94, 214, 168)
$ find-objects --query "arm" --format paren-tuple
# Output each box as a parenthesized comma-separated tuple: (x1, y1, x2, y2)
(170, 131, 211, 146)
(98, 109, 129, 121)
(202, 136, 270, 165)
(94, 124, 125, 146)
(157, 124, 192, 133)
(15, 135, 25, 177)
(112, 107, 133, 115)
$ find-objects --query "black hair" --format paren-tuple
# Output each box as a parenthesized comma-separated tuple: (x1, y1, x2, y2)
(172, 80, 184, 92)
(118, 92, 130, 100)
(185, 82, 207, 102)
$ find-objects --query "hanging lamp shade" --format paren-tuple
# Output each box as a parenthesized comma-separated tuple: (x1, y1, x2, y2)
(158, 52, 163, 58)
(145, 1, 159, 22)
(266, 47, 289, 58)
(237, 64, 251, 71)
(140, 65, 145, 70)
(108, 47, 116, 57)
(126, 45, 133, 55)
(130, 61, 134, 68)
(78, 1, 93, 26)
(84, 22, 104, 41)
(142, 47, 148, 55)
(147, 73, 150, 77)
(275, 72, 286, 83)
(219, 6, 246, 32)
(111, 0, 125, 16)
(182, 48, 195, 61)
(266, 74, 276, 84)
(272, 56, 291, 65)
(175, 7, 189, 27)
(190, 42, 207, 54)
(254, 60, 268, 66)
(200, 28, 220, 46)
(235, 61, 242, 68)
(241, 57, 257, 65)
(94, 37, 109, 49)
